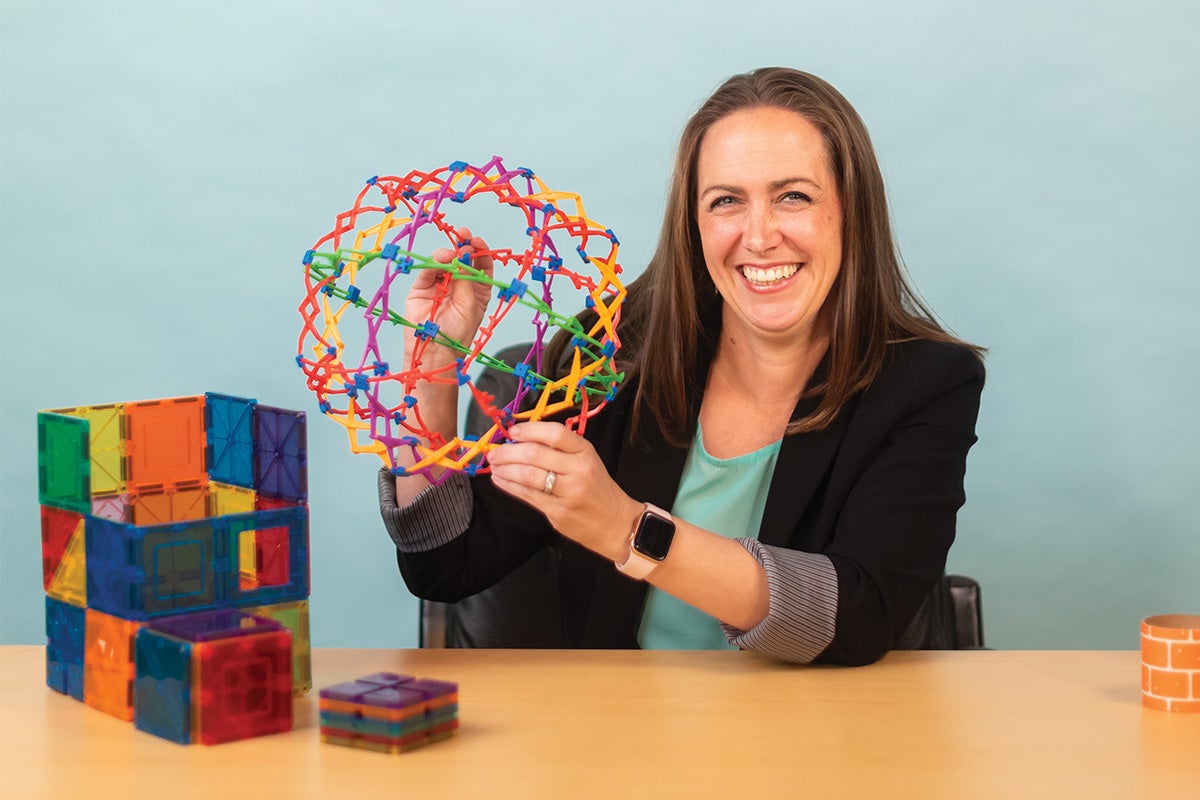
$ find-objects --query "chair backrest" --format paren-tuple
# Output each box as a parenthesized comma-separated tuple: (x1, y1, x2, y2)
(419, 342, 986, 651)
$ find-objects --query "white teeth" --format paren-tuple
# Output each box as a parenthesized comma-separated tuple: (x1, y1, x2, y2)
(741, 263, 800, 285)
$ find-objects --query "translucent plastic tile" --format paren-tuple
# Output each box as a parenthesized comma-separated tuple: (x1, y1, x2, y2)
(208, 482, 255, 517)
(41, 505, 83, 591)
(221, 507, 309, 607)
(205, 393, 256, 489)
(133, 627, 193, 744)
(253, 406, 308, 502)
(46, 596, 86, 700)
(38, 412, 91, 514)
(194, 626, 292, 744)
(86, 516, 222, 620)
(84, 609, 142, 721)
(245, 600, 311, 694)
(128, 480, 209, 526)
(126, 397, 206, 488)
(92, 493, 129, 522)
(79, 404, 125, 495)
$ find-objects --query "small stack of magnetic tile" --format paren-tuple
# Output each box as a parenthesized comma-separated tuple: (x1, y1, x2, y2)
(319, 672, 459, 753)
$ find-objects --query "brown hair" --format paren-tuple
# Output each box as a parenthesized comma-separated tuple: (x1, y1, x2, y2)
(551, 67, 981, 446)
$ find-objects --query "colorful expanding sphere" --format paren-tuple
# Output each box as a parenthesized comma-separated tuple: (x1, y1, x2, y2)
(296, 156, 625, 480)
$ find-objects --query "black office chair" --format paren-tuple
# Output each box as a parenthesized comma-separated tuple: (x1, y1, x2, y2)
(418, 343, 986, 651)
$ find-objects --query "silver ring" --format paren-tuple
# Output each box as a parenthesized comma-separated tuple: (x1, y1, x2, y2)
(543, 470, 557, 494)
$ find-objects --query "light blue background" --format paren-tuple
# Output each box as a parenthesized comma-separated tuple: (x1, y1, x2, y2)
(2, 0, 1196, 650)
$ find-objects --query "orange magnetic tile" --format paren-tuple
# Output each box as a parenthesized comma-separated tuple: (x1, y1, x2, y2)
(84, 609, 141, 721)
(126, 397, 206, 487)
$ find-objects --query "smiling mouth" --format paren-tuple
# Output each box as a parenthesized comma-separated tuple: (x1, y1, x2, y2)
(739, 263, 801, 286)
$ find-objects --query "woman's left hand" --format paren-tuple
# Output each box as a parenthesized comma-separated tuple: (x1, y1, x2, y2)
(486, 421, 642, 562)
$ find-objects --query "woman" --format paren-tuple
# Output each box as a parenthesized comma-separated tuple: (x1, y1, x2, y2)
(379, 67, 984, 665)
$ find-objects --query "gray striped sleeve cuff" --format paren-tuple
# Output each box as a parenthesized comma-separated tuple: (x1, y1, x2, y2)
(377, 467, 473, 553)
(720, 539, 838, 664)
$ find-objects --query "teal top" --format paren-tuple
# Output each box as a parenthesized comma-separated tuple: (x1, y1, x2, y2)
(637, 423, 782, 650)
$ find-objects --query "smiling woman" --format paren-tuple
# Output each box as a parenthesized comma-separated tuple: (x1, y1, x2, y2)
(380, 67, 986, 666)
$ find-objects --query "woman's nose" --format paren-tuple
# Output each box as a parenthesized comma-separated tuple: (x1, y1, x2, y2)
(742, 205, 781, 252)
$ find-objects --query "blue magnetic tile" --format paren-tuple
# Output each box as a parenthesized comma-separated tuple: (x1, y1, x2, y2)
(220, 507, 309, 607)
(133, 628, 192, 744)
(87, 516, 222, 620)
(45, 596, 86, 699)
(205, 393, 256, 488)
(253, 406, 307, 502)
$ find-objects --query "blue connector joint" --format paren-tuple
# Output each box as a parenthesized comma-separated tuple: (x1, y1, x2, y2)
(451, 191, 466, 203)
(415, 321, 440, 340)
(391, 465, 407, 476)
(372, 360, 389, 376)
(548, 256, 563, 269)
(294, 355, 305, 368)
(325, 345, 338, 357)
(518, 167, 534, 178)
(402, 187, 417, 199)
(449, 160, 469, 173)
(403, 395, 418, 406)
(585, 295, 596, 308)
(542, 203, 556, 215)
(392, 411, 406, 424)
(380, 243, 399, 261)
(343, 382, 358, 399)
(400, 436, 419, 446)
(397, 256, 414, 273)
(302, 250, 315, 265)
(605, 228, 620, 245)
(601, 341, 615, 357)
(354, 374, 370, 392)
(319, 401, 332, 413)
(577, 246, 589, 263)
(531, 266, 546, 282)
(383, 205, 395, 213)
(367, 175, 379, 186)
(346, 285, 361, 303)
(498, 279, 527, 302)
(512, 362, 530, 379)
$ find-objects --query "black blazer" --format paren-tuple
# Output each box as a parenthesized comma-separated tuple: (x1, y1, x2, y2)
(395, 338, 984, 665)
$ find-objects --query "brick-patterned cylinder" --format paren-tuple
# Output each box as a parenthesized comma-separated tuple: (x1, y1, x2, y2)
(1141, 614, 1200, 712)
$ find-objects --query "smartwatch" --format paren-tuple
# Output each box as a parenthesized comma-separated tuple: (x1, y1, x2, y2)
(615, 503, 676, 580)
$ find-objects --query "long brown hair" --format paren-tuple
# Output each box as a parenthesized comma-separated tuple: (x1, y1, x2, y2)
(552, 67, 981, 446)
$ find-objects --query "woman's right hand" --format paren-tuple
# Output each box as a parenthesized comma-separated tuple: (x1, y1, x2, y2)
(404, 225, 494, 368)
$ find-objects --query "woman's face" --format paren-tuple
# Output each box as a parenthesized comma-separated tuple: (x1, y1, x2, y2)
(695, 106, 843, 344)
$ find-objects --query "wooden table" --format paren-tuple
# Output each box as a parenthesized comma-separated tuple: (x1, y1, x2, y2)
(2, 647, 1196, 798)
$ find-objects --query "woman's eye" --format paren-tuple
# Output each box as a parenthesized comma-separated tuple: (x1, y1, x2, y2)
(708, 195, 737, 210)
(781, 191, 812, 203)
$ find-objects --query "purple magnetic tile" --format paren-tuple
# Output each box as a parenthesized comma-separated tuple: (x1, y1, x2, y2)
(320, 680, 391, 704)
(150, 608, 283, 643)
(357, 672, 414, 688)
(404, 678, 458, 699)
(358, 685, 429, 709)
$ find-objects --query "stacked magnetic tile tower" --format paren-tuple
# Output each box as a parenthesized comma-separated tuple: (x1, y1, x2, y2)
(320, 672, 459, 753)
(38, 392, 312, 744)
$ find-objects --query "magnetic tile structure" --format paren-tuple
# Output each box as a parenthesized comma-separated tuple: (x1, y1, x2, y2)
(319, 672, 459, 754)
(37, 392, 313, 743)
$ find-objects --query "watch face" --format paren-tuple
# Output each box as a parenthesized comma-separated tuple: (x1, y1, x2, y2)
(634, 511, 675, 561)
